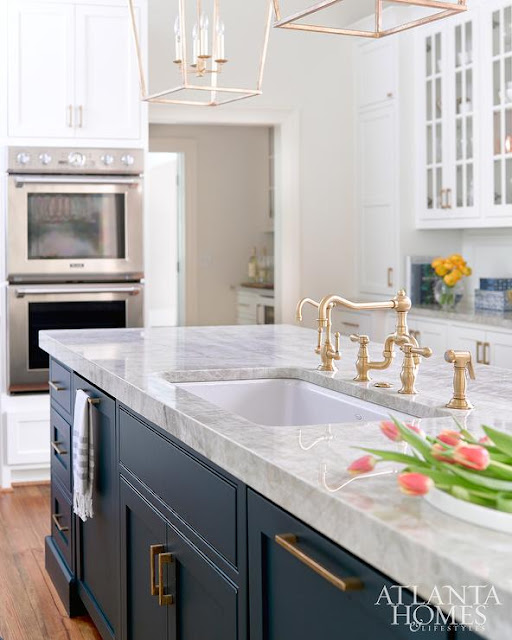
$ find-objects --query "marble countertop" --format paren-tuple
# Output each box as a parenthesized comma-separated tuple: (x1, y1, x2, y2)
(410, 303, 512, 330)
(40, 325, 512, 639)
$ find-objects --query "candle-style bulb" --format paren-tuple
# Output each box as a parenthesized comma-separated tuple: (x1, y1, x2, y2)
(174, 15, 183, 62)
(215, 18, 226, 62)
(198, 12, 209, 58)
(192, 23, 199, 64)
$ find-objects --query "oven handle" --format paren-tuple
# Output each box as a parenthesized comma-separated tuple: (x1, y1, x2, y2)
(15, 286, 142, 298)
(13, 176, 141, 186)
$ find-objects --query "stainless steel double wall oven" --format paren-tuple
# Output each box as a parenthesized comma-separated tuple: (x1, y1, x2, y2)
(6, 147, 144, 392)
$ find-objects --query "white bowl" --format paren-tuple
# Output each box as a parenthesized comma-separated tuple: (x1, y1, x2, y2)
(424, 487, 512, 534)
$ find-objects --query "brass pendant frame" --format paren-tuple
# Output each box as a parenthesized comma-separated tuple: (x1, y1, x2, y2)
(127, 0, 274, 107)
(272, 0, 467, 39)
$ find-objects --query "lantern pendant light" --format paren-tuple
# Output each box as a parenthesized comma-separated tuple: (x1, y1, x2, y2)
(272, 0, 467, 39)
(128, 0, 274, 106)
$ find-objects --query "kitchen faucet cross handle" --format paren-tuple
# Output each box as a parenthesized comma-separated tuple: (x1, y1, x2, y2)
(350, 334, 370, 346)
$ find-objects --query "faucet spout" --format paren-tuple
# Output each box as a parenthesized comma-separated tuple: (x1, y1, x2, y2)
(296, 297, 320, 322)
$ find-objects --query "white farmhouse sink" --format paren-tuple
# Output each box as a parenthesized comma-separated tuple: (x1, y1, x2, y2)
(176, 378, 413, 427)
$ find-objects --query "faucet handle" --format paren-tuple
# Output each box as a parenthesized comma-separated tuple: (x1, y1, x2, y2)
(402, 344, 433, 359)
(350, 334, 370, 346)
(315, 327, 323, 355)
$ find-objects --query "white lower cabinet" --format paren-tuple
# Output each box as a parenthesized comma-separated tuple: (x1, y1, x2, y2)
(1, 394, 50, 489)
(236, 289, 275, 325)
(448, 324, 487, 365)
(407, 318, 447, 357)
(486, 330, 512, 369)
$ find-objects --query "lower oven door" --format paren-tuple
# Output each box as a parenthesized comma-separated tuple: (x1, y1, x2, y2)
(7, 282, 143, 393)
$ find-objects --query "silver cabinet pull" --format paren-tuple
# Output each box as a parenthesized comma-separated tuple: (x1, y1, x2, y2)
(16, 286, 141, 297)
(49, 380, 65, 392)
(387, 267, 394, 288)
(14, 175, 140, 186)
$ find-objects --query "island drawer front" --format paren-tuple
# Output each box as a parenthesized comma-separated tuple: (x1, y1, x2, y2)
(248, 490, 450, 640)
(119, 408, 238, 567)
(50, 359, 73, 418)
(50, 409, 72, 494)
(51, 479, 73, 571)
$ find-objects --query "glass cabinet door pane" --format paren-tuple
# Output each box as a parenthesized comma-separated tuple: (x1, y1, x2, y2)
(495, 161, 502, 205)
(426, 36, 432, 76)
(493, 11, 501, 58)
(505, 7, 512, 53)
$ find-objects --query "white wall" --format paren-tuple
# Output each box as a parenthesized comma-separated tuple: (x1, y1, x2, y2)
(147, 0, 355, 308)
(146, 152, 179, 327)
(150, 123, 271, 326)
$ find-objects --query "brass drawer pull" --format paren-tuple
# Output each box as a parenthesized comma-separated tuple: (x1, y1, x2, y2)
(87, 397, 101, 406)
(387, 267, 394, 288)
(476, 341, 483, 364)
(158, 552, 174, 606)
(52, 513, 69, 533)
(483, 342, 490, 366)
(49, 380, 65, 392)
(51, 441, 67, 456)
(150, 544, 164, 596)
(275, 534, 364, 592)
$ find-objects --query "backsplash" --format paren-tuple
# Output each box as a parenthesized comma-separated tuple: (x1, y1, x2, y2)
(462, 230, 512, 299)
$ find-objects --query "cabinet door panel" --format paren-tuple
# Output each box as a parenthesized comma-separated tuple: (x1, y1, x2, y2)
(357, 39, 397, 109)
(74, 376, 119, 637)
(120, 478, 168, 640)
(248, 490, 447, 640)
(486, 330, 512, 369)
(8, 1, 74, 138)
(75, 5, 141, 140)
(448, 324, 486, 364)
(412, 319, 447, 358)
(169, 524, 238, 640)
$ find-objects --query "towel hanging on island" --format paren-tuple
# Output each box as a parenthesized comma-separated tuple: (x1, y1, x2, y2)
(73, 389, 95, 522)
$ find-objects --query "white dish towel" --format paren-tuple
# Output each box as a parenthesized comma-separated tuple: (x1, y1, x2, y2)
(73, 389, 95, 522)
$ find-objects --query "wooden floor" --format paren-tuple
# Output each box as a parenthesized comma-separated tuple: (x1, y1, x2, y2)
(0, 484, 102, 640)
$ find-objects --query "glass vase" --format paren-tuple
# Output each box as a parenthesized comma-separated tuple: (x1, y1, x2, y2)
(434, 279, 464, 311)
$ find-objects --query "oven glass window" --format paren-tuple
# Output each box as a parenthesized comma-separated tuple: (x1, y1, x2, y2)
(28, 301, 126, 370)
(27, 194, 126, 260)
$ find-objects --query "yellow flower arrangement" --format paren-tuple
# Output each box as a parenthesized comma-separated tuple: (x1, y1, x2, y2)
(431, 254, 472, 288)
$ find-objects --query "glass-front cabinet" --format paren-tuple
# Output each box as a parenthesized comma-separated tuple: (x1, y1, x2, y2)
(417, 0, 512, 229)
(490, 2, 512, 218)
(418, 8, 480, 227)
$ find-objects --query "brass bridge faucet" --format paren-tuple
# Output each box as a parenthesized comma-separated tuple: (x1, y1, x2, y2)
(297, 290, 423, 379)
(444, 349, 476, 410)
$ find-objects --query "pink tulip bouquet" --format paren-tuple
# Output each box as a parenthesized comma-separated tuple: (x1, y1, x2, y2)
(348, 418, 512, 513)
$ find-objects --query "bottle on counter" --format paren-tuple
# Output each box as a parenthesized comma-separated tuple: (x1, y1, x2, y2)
(248, 247, 259, 283)
(258, 247, 268, 284)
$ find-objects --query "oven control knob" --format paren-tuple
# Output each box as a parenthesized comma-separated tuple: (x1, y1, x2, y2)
(16, 152, 31, 165)
(39, 153, 52, 166)
(68, 152, 86, 167)
(121, 154, 135, 167)
(101, 154, 115, 166)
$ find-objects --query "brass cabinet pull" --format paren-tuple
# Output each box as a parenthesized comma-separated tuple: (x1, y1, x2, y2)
(476, 341, 483, 364)
(446, 188, 453, 209)
(77, 105, 84, 128)
(51, 441, 67, 456)
(440, 188, 446, 209)
(483, 342, 491, 366)
(87, 397, 101, 406)
(67, 104, 73, 128)
(150, 544, 164, 596)
(158, 552, 174, 606)
(52, 513, 69, 533)
(387, 267, 394, 288)
(49, 380, 65, 392)
(342, 322, 359, 329)
(274, 534, 364, 592)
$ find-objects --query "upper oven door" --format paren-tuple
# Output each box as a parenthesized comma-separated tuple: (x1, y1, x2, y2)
(7, 175, 143, 282)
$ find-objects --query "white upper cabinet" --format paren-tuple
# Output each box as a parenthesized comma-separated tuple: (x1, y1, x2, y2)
(8, 0, 143, 143)
(8, 2, 75, 138)
(75, 5, 141, 140)
(416, 8, 482, 228)
(356, 39, 398, 109)
(356, 39, 400, 297)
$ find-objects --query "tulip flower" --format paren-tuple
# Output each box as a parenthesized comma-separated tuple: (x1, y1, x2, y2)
(479, 435, 493, 446)
(380, 421, 424, 442)
(453, 443, 490, 471)
(431, 443, 456, 464)
(437, 430, 462, 447)
(348, 455, 376, 476)
(398, 472, 433, 496)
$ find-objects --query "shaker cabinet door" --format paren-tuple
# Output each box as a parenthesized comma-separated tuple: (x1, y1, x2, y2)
(75, 4, 141, 140)
(74, 376, 119, 639)
(248, 490, 449, 640)
(120, 478, 169, 640)
(8, 1, 75, 138)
